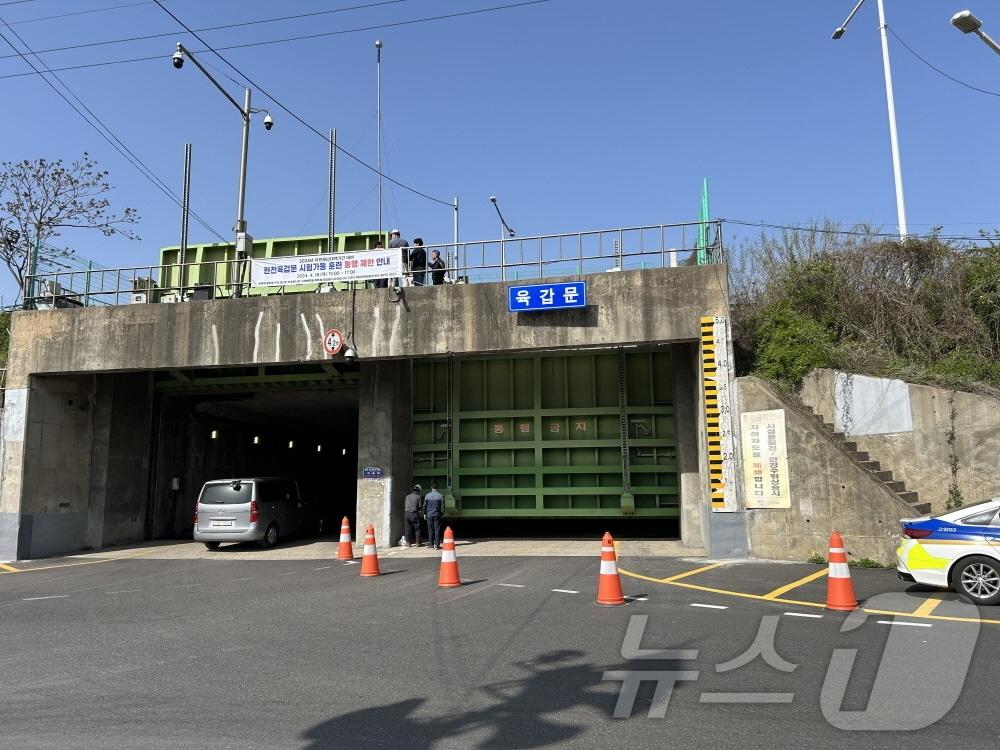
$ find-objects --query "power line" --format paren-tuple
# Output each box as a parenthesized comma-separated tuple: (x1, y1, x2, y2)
(889, 26, 1000, 99)
(157, 0, 519, 208)
(0, 0, 418, 60)
(0, 15, 228, 242)
(6, 1, 151, 27)
(722, 218, 995, 243)
(0, 0, 557, 81)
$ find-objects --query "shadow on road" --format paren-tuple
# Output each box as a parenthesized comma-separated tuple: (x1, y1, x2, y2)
(301, 649, 644, 748)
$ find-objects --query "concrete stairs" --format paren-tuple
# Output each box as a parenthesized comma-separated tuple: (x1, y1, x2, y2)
(799, 404, 932, 517)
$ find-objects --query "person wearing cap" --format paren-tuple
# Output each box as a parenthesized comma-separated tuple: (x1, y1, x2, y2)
(403, 483, 424, 547)
(388, 229, 408, 287)
(409, 237, 426, 286)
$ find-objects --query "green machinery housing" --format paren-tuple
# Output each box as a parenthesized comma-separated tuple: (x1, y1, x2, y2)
(413, 349, 679, 518)
(158, 231, 385, 297)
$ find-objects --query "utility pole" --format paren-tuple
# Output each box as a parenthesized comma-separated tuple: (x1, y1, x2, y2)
(375, 40, 383, 241)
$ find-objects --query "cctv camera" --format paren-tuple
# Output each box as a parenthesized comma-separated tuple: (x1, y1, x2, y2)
(172, 51, 184, 69)
(344, 345, 357, 362)
(263, 114, 273, 131)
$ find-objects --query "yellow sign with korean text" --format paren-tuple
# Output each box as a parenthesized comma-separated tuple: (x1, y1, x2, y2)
(740, 409, 791, 509)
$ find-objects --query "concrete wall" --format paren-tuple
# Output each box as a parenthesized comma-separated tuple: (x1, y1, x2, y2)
(355, 360, 412, 548)
(5, 266, 728, 387)
(739, 377, 912, 565)
(801, 369, 1000, 515)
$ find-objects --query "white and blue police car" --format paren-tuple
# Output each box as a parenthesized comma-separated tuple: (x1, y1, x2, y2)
(897, 497, 1000, 605)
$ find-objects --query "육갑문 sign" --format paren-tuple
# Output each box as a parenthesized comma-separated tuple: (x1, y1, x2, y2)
(507, 281, 587, 312)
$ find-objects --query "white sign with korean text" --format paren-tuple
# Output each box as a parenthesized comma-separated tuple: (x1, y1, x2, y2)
(740, 409, 791, 509)
(250, 248, 402, 288)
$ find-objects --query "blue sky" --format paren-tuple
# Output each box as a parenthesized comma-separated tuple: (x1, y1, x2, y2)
(1, 0, 999, 301)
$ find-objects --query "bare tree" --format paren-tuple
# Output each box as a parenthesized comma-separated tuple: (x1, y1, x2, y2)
(0, 154, 140, 299)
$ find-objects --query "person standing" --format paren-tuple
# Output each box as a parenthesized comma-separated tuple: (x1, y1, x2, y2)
(423, 482, 445, 549)
(389, 229, 408, 287)
(372, 238, 389, 289)
(428, 249, 447, 286)
(409, 238, 426, 286)
(403, 484, 423, 547)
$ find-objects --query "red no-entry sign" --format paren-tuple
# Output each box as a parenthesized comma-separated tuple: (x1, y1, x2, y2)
(323, 328, 345, 356)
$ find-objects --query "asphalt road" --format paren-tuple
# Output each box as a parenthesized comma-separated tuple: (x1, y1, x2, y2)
(0, 552, 996, 749)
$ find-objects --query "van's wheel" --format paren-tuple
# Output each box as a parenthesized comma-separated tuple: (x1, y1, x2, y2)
(204, 541, 221, 550)
(951, 556, 1000, 605)
(260, 523, 279, 549)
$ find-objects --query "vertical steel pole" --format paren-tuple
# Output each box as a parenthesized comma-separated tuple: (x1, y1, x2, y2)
(452, 197, 459, 279)
(328, 129, 337, 253)
(876, 0, 908, 238)
(236, 88, 251, 235)
(180, 143, 192, 294)
(375, 41, 383, 240)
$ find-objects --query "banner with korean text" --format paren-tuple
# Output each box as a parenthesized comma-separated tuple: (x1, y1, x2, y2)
(739, 409, 791, 509)
(250, 248, 401, 288)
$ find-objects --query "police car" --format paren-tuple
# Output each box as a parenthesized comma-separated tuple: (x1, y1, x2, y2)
(897, 497, 1000, 605)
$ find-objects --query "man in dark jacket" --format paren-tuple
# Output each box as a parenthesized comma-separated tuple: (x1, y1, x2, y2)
(409, 238, 426, 286)
(423, 482, 445, 549)
(389, 229, 408, 287)
(428, 249, 447, 286)
(403, 484, 423, 546)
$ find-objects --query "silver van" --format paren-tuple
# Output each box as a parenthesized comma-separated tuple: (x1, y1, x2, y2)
(193, 477, 314, 550)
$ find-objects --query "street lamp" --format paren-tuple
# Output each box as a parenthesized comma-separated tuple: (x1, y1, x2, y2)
(489, 195, 515, 282)
(832, 0, 909, 238)
(951, 10, 1000, 56)
(172, 42, 273, 295)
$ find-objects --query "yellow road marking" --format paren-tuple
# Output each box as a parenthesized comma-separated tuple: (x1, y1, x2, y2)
(661, 562, 724, 583)
(619, 565, 1000, 626)
(911, 593, 945, 617)
(763, 568, 828, 599)
(0, 562, 19, 573)
(0, 547, 156, 575)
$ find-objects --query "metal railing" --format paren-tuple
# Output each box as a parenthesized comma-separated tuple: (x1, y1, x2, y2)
(23, 220, 723, 309)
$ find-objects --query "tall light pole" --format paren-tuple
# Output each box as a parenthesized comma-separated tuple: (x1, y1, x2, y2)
(489, 195, 515, 281)
(172, 42, 272, 294)
(375, 39, 383, 241)
(951, 11, 1000, 55)
(832, 0, 909, 238)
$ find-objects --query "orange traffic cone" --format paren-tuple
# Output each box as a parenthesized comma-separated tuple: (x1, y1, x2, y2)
(359, 524, 381, 577)
(337, 516, 354, 561)
(825, 531, 858, 611)
(596, 531, 626, 606)
(437, 526, 461, 588)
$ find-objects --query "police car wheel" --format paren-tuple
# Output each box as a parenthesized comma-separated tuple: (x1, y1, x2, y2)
(952, 556, 1000, 605)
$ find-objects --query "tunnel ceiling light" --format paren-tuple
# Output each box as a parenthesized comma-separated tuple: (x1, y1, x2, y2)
(253, 435, 260, 445)
(288, 440, 295, 449)
(316, 444, 323, 453)
(210, 430, 219, 440)
(342, 448, 346, 456)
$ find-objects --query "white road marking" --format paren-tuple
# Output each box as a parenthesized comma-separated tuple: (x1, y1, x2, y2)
(878, 620, 932, 628)
(496, 583, 526, 588)
(168, 583, 203, 589)
(22, 595, 69, 601)
(624, 596, 648, 602)
(551, 589, 579, 594)
(278, 571, 298, 576)
(784, 612, 823, 619)
(230, 578, 255, 582)
(343, 561, 360, 566)
(690, 603, 728, 610)
(313, 566, 332, 571)
(105, 590, 141, 595)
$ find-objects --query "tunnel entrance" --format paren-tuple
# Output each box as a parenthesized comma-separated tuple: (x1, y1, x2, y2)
(149, 364, 360, 541)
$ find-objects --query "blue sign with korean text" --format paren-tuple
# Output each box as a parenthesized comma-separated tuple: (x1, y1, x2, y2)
(362, 466, 384, 480)
(507, 281, 587, 313)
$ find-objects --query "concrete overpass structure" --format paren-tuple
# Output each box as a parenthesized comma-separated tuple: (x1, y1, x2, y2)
(0, 223, 749, 561)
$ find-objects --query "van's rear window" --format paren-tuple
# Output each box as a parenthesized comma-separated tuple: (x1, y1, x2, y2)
(200, 483, 253, 504)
